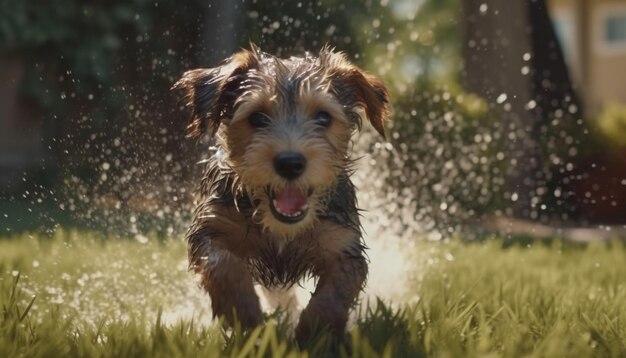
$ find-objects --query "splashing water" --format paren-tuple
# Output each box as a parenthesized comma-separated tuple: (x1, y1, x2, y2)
(11, 127, 428, 329)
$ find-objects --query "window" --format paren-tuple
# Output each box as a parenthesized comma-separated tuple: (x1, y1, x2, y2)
(595, 4, 626, 54)
(605, 15, 626, 43)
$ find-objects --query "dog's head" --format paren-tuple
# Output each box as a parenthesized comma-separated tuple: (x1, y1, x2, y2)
(174, 44, 390, 237)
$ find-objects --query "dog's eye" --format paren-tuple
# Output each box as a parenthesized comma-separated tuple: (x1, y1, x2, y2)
(249, 112, 271, 128)
(314, 111, 332, 127)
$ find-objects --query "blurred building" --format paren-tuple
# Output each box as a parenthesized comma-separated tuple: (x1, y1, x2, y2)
(549, 0, 626, 113)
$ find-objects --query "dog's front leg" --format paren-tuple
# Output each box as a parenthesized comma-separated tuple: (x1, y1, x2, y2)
(199, 247, 263, 329)
(190, 238, 263, 329)
(295, 247, 367, 345)
(188, 202, 264, 330)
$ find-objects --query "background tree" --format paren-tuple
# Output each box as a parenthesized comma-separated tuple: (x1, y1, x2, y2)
(461, 0, 586, 223)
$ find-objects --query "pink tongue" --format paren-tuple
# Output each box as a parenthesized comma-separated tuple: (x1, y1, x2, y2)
(275, 186, 308, 214)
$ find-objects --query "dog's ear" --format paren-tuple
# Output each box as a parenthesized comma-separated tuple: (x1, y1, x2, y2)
(173, 48, 259, 138)
(321, 47, 391, 138)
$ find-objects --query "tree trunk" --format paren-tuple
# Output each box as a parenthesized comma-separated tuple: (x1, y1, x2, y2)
(461, 0, 584, 223)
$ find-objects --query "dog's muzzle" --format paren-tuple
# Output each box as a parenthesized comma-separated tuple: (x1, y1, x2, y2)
(273, 152, 306, 180)
(269, 152, 310, 223)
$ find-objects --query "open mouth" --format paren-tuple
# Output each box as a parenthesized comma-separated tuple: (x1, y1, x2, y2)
(268, 185, 312, 224)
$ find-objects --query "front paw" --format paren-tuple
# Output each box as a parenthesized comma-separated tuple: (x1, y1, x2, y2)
(295, 300, 348, 347)
(213, 295, 263, 330)
(235, 303, 263, 330)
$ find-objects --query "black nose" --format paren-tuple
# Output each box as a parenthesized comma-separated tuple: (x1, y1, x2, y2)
(273, 152, 306, 180)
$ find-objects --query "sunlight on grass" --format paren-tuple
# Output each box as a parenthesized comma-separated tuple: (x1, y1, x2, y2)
(0, 231, 209, 328)
(2, 232, 626, 357)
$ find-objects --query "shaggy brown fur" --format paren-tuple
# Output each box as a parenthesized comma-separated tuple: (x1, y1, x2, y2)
(173, 44, 390, 345)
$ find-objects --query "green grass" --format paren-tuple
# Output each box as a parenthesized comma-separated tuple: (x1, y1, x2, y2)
(2, 232, 626, 357)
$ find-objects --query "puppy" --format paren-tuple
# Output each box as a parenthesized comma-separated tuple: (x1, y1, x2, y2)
(174, 44, 390, 344)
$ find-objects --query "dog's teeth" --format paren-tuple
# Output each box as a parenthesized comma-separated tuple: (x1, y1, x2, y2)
(272, 199, 306, 218)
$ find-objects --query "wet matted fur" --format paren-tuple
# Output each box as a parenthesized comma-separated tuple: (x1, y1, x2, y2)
(174, 44, 390, 345)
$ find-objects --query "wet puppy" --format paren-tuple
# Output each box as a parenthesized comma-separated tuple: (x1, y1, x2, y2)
(174, 44, 390, 345)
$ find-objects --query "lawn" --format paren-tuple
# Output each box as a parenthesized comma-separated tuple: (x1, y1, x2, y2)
(1, 231, 626, 357)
